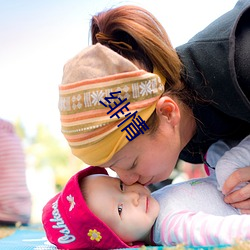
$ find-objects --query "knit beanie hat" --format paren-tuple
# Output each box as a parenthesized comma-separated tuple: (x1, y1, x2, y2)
(59, 43, 165, 166)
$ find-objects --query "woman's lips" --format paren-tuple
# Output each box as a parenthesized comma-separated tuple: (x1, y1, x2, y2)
(143, 177, 154, 186)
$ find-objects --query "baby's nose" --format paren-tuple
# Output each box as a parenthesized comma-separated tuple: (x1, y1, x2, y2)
(126, 191, 140, 206)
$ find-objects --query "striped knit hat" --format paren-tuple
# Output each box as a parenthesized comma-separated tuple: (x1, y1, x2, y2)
(59, 43, 165, 165)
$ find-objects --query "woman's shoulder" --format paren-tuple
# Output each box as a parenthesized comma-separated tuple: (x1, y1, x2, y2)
(176, 0, 250, 123)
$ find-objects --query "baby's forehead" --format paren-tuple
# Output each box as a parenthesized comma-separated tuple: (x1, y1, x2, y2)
(80, 174, 118, 200)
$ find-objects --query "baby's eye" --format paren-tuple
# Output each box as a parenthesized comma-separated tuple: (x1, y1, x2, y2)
(118, 204, 123, 216)
(120, 180, 124, 191)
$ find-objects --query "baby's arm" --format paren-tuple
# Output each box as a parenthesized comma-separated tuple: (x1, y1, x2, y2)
(206, 140, 231, 174)
(159, 210, 250, 247)
(215, 135, 250, 193)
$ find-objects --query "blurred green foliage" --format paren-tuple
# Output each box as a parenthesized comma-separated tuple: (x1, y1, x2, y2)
(14, 119, 85, 191)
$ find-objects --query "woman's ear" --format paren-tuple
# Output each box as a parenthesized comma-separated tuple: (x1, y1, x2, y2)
(156, 96, 180, 126)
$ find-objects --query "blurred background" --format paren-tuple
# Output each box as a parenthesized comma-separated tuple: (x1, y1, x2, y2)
(0, 0, 238, 223)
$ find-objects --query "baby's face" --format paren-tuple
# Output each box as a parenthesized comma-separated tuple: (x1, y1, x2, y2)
(84, 174, 160, 244)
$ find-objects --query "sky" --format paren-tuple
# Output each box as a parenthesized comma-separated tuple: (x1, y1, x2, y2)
(0, 0, 238, 140)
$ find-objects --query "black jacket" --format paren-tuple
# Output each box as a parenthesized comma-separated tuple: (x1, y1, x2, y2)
(176, 0, 250, 163)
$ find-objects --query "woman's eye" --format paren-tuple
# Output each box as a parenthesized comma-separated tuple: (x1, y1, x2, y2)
(120, 180, 124, 191)
(118, 204, 123, 216)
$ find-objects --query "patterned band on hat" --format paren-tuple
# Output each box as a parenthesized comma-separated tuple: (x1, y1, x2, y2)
(59, 69, 164, 147)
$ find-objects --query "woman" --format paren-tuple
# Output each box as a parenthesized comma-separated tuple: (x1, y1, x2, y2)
(59, 1, 250, 211)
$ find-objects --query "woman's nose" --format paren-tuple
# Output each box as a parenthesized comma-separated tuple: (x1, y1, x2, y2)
(112, 168, 139, 185)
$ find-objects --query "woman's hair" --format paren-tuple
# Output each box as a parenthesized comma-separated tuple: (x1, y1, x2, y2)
(90, 5, 193, 133)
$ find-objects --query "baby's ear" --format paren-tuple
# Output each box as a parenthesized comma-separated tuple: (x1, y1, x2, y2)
(156, 96, 180, 126)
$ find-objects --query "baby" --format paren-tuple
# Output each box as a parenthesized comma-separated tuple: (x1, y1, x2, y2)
(42, 135, 250, 249)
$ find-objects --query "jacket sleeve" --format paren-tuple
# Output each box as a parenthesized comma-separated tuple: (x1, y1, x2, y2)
(160, 210, 250, 247)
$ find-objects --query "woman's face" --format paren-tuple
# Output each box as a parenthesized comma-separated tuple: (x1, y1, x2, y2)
(100, 118, 182, 186)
